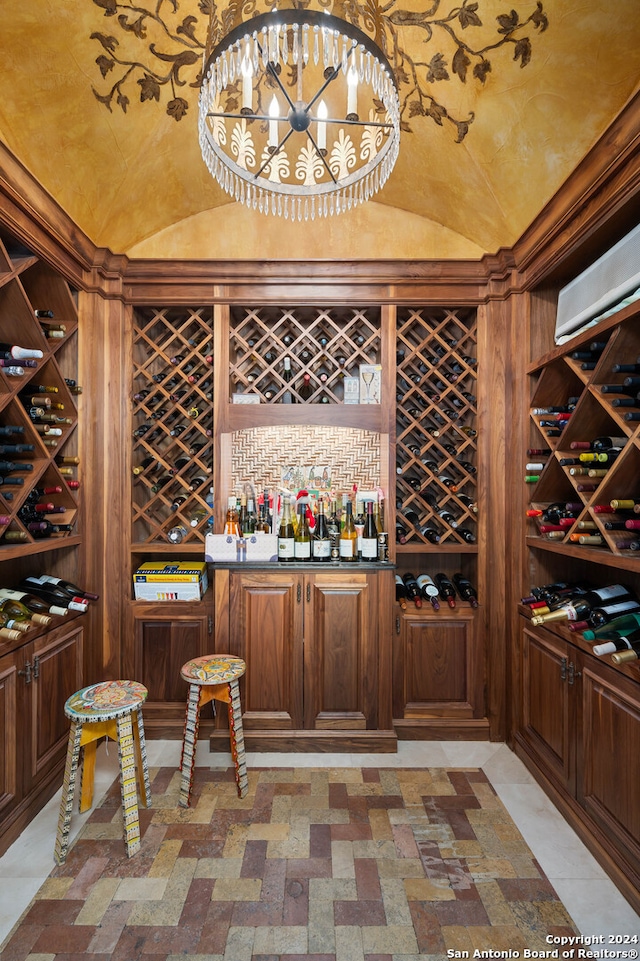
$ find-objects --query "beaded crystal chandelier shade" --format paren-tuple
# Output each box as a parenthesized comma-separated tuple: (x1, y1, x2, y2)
(198, 9, 401, 221)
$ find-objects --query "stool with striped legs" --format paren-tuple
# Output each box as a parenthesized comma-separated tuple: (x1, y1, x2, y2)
(54, 680, 151, 865)
(179, 654, 248, 807)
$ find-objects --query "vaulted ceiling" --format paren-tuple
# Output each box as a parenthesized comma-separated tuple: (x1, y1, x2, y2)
(0, 0, 639, 260)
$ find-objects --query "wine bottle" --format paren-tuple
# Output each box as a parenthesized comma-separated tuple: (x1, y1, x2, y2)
(592, 629, 640, 657)
(277, 496, 295, 562)
(238, 493, 250, 534)
(16, 579, 88, 612)
(339, 501, 358, 562)
(167, 524, 188, 544)
(582, 612, 640, 641)
(0, 597, 52, 627)
(360, 501, 378, 562)
(452, 573, 479, 608)
(323, 500, 338, 560)
(589, 597, 640, 628)
(395, 574, 408, 610)
(0, 587, 69, 617)
(312, 500, 331, 562)
(22, 573, 97, 602)
(294, 502, 312, 561)
(281, 356, 294, 404)
(299, 373, 313, 401)
(401, 572, 423, 609)
(0, 343, 43, 360)
(395, 520, 409, 544)
(530, 585, 636, 627)
(416, 573, 440, 609)
(435, 573, 456, 608)
(570, 435, 628, 450)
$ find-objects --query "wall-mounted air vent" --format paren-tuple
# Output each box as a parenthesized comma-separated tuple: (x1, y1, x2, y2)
(555, 222, 640, 343)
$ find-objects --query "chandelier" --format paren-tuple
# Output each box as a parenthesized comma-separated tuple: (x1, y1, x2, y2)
(198, 8, 401, 221)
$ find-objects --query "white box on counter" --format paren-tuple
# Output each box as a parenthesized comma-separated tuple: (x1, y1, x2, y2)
(205, 532, 279, 563)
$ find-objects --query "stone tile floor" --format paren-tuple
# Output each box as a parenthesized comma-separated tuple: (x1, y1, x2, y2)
(0, 741, 638, 958)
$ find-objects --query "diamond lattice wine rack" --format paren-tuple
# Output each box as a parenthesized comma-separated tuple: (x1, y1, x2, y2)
(395, 307, 478, 551)
(0, 229, 80, 551)
(229, 305, 380, 404)
(132, 306, 214, 547)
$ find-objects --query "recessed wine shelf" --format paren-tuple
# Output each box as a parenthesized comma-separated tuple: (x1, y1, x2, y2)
(527, 308, 640, 561)
(395, 306, 477, 550)
(132, 306, 214, 547)
(229, 305, 381, 404)
(0, 230, 80, 549)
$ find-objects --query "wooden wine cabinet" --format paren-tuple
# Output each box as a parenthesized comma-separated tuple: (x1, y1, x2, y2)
(0, 223, 90, 855)
(210, 566, 395, 753)
(512, 268, 640, 914)
(0, 618, 83, 856)
(517, 620, 640, 913)
(126, 297, 486, 747)
(393, 607, 488, 740)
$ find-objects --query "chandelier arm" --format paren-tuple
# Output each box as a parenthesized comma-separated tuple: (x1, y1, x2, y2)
(323, 117, 395, 129)
(252, 124, 297, 180)
(207, 111, 290, 122)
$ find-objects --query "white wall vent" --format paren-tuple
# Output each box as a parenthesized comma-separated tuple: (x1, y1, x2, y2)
(555, 222, 640, 343)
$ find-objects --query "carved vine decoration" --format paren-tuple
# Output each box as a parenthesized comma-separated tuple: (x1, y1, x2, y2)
(90, 0, 548, 140)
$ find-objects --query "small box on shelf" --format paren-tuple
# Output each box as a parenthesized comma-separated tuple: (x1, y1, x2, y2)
(133, 560, 208, 600)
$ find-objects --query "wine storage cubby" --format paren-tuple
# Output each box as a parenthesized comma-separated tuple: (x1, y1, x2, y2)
(131, 306, 214, 549)
(526, 303, 640, 568)
(0, 228, 80, 550)
(395, 306, 477, 551)
(229, 305, 381, 404)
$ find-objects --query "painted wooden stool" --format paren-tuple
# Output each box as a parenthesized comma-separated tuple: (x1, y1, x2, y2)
(54, 679, 151, 865)
(179, 654, 248, 807)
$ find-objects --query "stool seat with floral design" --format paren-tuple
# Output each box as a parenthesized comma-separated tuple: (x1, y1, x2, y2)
(179, 654, 248, 807)
(54, 679, 151, 865)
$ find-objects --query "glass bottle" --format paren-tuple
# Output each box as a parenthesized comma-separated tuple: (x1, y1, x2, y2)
(224, 495, 240, 536)
(338, 500, 357, 561)
(312, 500, 331, 562)
(278, 496, 295, 562)
(294, 503, 312, 561)
(360, 500, 378, 562)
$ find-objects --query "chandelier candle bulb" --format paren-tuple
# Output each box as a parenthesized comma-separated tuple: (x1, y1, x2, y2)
(317, 100, 327, 151)
(268, 95, 279, 148)
(347, 63, 358, 119)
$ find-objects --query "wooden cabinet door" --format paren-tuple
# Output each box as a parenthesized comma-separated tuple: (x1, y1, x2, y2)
(0, 648, 20, 827)
(229, 571, 303, 731)
(579, 654, 640, 870)
(521, 626, 575, 794)
(393, 610, 479, 720)
(133, 606, 211, 731)
(304, 572, 378, 731)
(24, 624, 83, 795)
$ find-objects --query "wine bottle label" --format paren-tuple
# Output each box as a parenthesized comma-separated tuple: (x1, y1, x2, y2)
(312, 540, 331, 559)
(294, 541, 311, 559)
(278, 537, 295, 559)
(339, 538, 356, 558)
(361, 538, 378, 559)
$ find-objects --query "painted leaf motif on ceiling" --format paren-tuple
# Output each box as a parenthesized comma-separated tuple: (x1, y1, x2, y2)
(89, 0, 549, 142)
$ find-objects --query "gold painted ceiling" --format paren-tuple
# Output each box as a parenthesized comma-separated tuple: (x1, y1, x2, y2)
(0, 0, 639, 261)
